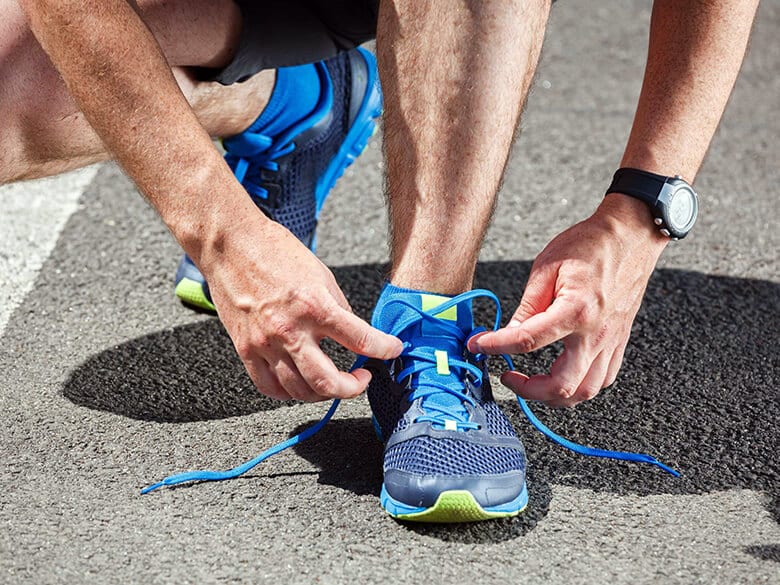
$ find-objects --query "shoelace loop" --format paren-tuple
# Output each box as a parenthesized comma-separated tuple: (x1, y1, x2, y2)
(378, 296, 490, 431)
(141, 289, 679, 494)
(225, 133, 295, 200)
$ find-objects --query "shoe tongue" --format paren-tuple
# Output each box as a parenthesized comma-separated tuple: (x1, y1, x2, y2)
(373, 285, 475, 424)
(372, 286, 474, 337)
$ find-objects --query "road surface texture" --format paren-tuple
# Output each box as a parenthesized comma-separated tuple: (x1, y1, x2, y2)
(1, 1, 777, 583)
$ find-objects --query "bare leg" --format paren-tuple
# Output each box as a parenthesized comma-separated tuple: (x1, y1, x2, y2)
(378, 0, 550, 294)
(0, 0, 273, 183)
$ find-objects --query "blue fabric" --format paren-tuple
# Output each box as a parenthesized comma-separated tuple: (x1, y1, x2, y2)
(248, 63, 321, 138)
(372, 284, 480, 428)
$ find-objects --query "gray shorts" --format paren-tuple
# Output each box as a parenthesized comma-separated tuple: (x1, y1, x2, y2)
(210, 0, 380, 85)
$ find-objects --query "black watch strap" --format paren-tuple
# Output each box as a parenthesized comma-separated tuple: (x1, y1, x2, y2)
(606, 168, 669, 205)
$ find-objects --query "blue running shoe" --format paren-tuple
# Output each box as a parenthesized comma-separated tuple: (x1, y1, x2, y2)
(364, 284, 528, 522)
(174, 47, 383, 312)
(142, 284, 678, 516)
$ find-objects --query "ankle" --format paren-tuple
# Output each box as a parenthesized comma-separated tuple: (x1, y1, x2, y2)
(388, 267, 474, 297)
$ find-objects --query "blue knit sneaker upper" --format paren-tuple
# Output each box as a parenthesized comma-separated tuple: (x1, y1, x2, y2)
(223, 48, 376, 248)
(365, 284, 527, 509)
(143, 283, 679, 499)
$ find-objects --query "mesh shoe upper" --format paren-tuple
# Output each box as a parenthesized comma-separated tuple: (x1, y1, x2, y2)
(223, 50, 365, 247)
(175, 48, 381, 310)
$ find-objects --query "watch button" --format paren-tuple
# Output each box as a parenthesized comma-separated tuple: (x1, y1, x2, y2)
(660, 228, 671, 237)
(654, 217, 663, 226)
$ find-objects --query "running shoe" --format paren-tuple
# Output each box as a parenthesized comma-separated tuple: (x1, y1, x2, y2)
(142, 285, 679, 518)
(363, 284, 528, 522)
(174, 47, 383, 312)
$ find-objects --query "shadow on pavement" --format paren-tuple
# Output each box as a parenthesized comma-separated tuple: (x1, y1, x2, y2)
(62, 318, 287, 422)
(62, 261, 779, 541)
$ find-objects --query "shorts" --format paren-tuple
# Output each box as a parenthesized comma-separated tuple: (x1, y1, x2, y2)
(210, 0, 380, 85)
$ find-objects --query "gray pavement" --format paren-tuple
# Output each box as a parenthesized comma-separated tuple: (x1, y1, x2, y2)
(1, 1, 778, 584)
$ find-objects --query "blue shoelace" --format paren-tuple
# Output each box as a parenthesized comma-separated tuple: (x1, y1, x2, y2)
(223, 63, 334, 201)
(141, 289, 677, 495)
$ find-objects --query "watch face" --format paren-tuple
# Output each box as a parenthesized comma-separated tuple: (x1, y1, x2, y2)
(667, 187, 696, 231)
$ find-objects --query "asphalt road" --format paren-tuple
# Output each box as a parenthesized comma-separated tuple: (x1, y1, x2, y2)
(1, 1, 778, 583)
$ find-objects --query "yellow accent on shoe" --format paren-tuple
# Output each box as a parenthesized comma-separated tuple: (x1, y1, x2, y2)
(393, 490, 525, 523)
(175, 277, 216, 312)
(435, 350, 451, 375)
(420, 294, 457, 321)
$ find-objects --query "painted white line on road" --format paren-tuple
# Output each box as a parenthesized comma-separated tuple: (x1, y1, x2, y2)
(0, 166, 99, 335)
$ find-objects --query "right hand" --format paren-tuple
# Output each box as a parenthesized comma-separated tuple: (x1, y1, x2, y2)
(198, 217, 403, 402)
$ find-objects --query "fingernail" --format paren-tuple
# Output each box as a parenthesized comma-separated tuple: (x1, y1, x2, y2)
(508, 319, 522, 328)
(469, 331, 487, 352)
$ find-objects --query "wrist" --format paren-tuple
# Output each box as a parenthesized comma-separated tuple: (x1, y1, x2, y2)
(166, 162, 271, 271)
(595, 193, 669, 255)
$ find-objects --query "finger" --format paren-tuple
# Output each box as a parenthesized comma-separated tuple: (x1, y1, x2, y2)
(244, 358, 289, 401)
(510, 262, 558, 324)
(604, 342, 627, 388)
(326, 308, 403, 359)
(294, 343, 372, 399)
(572, 349, 611, 403)
(500, 343, 592, 405)
(474, 298, 579, 355)
(466, 263, 557, 354)
(272, 356, 324, 403)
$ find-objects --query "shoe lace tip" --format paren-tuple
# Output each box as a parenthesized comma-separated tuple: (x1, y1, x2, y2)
(140, 482, 164, 495)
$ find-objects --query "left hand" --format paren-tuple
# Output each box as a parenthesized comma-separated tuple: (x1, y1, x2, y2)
(469, 194, 669, 407)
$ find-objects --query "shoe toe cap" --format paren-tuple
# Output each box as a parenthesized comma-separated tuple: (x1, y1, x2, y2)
(384, 468, 526, 509)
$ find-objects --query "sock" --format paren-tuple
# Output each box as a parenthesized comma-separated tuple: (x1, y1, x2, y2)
(245, 63, 323, 137)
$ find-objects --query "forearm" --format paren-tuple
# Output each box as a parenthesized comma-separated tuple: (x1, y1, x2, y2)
(622, 0, 759, 180)
(20, 0, 263, 264)
(602, 0, 758, 250)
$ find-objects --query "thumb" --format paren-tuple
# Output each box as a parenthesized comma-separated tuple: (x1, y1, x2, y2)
(467, 263, 557, 354)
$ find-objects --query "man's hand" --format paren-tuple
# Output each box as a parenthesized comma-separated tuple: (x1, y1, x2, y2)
(469, 195, 668, 407)
(201, 216, 403, 402)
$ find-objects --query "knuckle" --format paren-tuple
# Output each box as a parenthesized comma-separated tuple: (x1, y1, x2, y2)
(311, 375, 336, 397)
(516, 331, 536, 353)
(234, 339, 253, 361)
(571, 300, 590, 325)
(353, 328, 373, 354)
(267, 315, 297, 344)
(571, 296, 598, 326)
(592, 323, 610, 347)
(312, 295, 340, 327)
(291, 287, 330, 322)
(553, 382, 578, 400)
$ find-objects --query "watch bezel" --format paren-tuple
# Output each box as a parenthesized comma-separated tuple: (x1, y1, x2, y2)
(657, 178, 698, 239)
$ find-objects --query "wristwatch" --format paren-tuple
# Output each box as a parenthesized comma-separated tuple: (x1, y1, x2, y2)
(605, 167, 699, 240)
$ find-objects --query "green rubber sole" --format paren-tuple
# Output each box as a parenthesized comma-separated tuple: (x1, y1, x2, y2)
(391, 490, 527, 523)
(174, 277, 216, 312)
